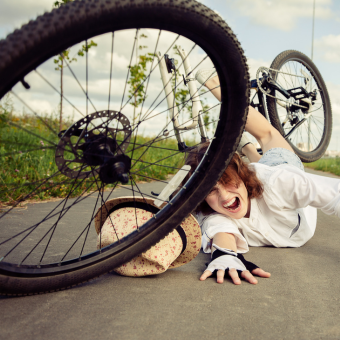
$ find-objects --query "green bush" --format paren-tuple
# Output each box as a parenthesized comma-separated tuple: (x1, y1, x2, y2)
(0, 114, 186, 205)
(304, 157, 340, 176)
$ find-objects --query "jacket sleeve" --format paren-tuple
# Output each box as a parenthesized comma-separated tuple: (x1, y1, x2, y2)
(268, 165, 340, 218)
(200, 214, 249, 254)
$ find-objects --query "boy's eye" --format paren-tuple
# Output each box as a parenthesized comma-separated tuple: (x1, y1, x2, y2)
(207, 187, 217, 196)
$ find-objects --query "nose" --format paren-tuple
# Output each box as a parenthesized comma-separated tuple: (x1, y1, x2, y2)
(218, 186, 229, 200)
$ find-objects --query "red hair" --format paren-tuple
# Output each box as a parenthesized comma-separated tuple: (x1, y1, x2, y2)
(183, 142, 264, 214)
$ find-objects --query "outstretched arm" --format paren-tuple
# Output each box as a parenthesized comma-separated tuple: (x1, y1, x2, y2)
(268, 166, 340, 218)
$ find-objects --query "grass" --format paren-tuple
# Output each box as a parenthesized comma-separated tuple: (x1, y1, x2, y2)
(304, 158, 340, 176)
(3, 101, 338, 208)
(0, 110, 186, 206)
(127, 136, 184, 183)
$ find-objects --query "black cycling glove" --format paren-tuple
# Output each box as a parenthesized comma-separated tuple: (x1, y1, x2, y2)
(205, 244, 259, 278)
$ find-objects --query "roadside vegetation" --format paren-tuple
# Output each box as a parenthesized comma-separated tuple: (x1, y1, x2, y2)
(0, 109, 185, 205)
(4, 106, 338, 207)
(304, 158, 340, 177)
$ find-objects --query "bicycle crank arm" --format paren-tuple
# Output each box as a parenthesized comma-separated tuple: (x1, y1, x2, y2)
(266, 78, 291, 99)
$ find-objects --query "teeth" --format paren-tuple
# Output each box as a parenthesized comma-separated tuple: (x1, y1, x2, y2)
(223, 198, 236, 208)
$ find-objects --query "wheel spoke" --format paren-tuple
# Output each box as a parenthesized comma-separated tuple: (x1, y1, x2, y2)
(62, 53, 98, 113)
(0, 168, 65, 218)
(91, 170, 120, 246)
(86, 40, 89, 117)
(10, 91, 58, 136)
(4, 111, 58, 148)
(1, 168, 95, 264)
(38, 164, 88, 264)
(35, 70, 85, 118)
(63, 176, 111, 260)
(0, 145, 54, 158)
(130, 176, 160, 212)
(119, 29, 139, 113)
(119, 33, 180, 115)
(130, 30, 162, 163)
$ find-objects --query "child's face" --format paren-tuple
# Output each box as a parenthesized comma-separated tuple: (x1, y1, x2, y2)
(205, 181, 249, 219)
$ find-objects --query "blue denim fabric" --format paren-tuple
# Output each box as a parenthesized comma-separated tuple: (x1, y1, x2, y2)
(258, 148, 304, 171)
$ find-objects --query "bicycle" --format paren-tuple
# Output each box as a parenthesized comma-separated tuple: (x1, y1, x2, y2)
(158, 48, 332, 163)
(249, 50, 332, 162)
(0, 0, 248, 295)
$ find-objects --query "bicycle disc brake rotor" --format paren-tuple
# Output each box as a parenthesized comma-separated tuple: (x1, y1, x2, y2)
(55, 110, 131, 181)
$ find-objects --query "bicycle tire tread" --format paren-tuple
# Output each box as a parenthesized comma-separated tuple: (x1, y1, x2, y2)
(0, 0, 249, 97)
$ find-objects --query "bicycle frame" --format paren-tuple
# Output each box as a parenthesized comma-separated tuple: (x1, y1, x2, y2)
(156, 46, 208, 151)
(250, 70, 314, 141)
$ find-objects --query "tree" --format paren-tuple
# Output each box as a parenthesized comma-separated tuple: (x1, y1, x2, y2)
(171, 46, 211, 132)
(126, 38, 212, 139)
(53, 0, 72, 7)
(0, 94, 13, 129)
(53, 0, 97, 131)
(127, 34, 154, 130)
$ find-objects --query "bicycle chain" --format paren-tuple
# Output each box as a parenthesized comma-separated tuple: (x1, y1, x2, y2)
(256, 66, 308, 109)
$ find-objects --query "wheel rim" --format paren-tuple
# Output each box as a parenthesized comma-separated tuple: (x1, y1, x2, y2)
(271, 58, 328, 154)
(0, 27, 236, 276)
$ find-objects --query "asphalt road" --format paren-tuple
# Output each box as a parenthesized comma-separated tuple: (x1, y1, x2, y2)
(1, 168, 340, 340)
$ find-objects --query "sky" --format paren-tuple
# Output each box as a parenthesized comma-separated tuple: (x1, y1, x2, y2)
(204, 0, 340, 150)
(0, 0, 339, 150)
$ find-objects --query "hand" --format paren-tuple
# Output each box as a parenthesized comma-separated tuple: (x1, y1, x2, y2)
(200, 267, 271, 285)
(199, 246, 271, 285)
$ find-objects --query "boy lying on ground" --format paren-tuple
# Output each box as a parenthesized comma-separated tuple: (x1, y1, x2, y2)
(187, 69, 340, 285)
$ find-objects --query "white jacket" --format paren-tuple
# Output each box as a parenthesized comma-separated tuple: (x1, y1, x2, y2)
(197, 163, 340, 253)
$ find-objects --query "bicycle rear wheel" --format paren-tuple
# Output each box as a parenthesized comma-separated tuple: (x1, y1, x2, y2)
(266, 50, 332, 162)
(0, 0, 249, 295)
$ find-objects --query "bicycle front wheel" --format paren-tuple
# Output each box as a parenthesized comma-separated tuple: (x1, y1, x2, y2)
(0, 0, 249, 295)
(266, 50, 332, 162)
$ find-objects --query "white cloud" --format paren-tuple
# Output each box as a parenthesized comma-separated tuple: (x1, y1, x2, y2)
(327, 82, 340, 130)
(246, 58, 271, 81)
(3, 28, 221, 141)
(231, 0, 332, 31)
(315, 34, 340, 63)
(0, 0, 50, 28)
(324, 82, 340, 150)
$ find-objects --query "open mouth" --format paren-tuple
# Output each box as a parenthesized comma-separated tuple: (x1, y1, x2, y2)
(223, 197, 241, 211)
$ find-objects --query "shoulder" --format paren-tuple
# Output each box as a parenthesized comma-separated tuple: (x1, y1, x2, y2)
(249, 163, 306, 186)
(249, 162, 278, 177)
(248, 162, 277, 190)
(196, 211, 232, 227)
(196, 211, 239, 233)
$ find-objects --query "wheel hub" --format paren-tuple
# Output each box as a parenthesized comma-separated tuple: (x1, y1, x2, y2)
(55, 110, 132, 183)
(79, 133, 131, 184)
(99, 154, 131, 184)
